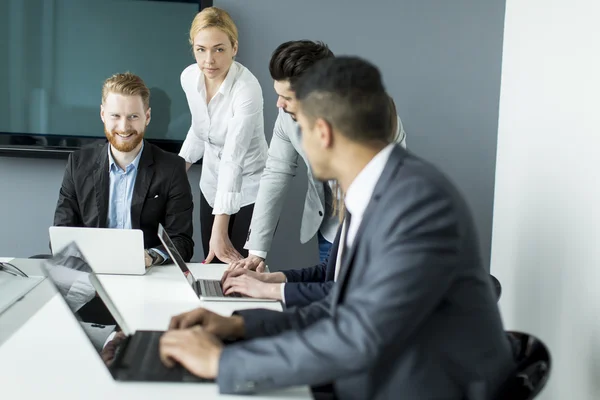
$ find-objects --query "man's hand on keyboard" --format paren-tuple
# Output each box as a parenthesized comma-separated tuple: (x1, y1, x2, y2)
(222, 274, 282, 300)
(227, 254, 266, 273)
(159, 326, 222, 379)
(168, 308, 245, 340)
(220, 267, 286, 285)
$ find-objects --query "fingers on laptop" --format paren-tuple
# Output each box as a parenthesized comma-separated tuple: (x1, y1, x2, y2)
(169, 308, 206, 330)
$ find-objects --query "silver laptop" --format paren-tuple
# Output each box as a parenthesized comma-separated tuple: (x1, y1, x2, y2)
(49, 226, 147, 275)
(157, 224, 278, 302)
(44, 242, 211, 383)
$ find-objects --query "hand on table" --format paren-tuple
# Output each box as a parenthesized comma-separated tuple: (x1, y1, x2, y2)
(204, 235, 243, 264)
(144, 250, 153, 268)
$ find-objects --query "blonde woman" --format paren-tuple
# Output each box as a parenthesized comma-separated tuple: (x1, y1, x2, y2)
(178, 7, 267, 263)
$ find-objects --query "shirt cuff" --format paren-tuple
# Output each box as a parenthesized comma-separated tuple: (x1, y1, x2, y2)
(151, 248, 169, 264)
(178, 134, 205, 164)
(249, 250, 267, 259)
(212, 192, 242, 215)
(280, 283, 286, 305)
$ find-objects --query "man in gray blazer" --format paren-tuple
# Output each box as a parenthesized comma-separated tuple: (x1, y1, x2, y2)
(228, 40, 406, 272)
(157, 57, 515, 399)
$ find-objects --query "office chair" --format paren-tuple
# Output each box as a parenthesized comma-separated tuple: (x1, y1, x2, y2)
(495, 331, 551, 400)
(490, 274, 502, 300)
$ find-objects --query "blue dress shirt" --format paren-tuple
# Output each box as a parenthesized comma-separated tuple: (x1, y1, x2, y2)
(107, 144, 143, 230)
(107, 143, 167, 261)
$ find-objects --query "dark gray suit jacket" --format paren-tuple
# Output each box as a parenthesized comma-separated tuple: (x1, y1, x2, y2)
(217, 145, 515, 399)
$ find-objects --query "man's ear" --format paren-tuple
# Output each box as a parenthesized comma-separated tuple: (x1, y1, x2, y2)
(100, 104, 105, 123)
(315, 118, 334, 148)
(146, 107, 151, 126)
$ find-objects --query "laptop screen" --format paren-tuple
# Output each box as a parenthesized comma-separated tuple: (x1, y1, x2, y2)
(157, 224, 197, 289)
(43, 242, 118, 367)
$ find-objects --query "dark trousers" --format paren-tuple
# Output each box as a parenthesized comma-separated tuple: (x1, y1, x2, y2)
(200, 192, 254, 262)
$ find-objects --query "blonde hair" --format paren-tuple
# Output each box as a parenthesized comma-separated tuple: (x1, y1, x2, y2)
(330, 95, 399, 222)
(101, 72, 150, 110)
(189, 7, 238, 47)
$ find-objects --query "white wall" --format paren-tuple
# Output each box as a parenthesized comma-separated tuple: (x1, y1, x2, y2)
(491, 1, 600, 399)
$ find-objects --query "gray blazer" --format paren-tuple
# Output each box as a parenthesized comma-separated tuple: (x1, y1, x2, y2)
(218, 145, 515, 399)
(244, 108, 407, 253)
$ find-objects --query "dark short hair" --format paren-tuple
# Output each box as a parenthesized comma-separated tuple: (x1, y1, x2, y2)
(269, 40, 334, 90)
(294, 56, 392, 144)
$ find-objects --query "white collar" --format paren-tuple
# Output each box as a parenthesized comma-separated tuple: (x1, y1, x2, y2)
(197, 61, 238, 96)
(345, 144, 395, 219)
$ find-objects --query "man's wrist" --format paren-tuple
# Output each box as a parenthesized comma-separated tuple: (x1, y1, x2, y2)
(209, 346, 222, 379)
(268, 283, 282, 300)
(249, 250, 267, 260)
(268, 272, 287, 284)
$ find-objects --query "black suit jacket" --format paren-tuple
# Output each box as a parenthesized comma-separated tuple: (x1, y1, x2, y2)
(53, 141, 194, 261)
(281, 227, 341, 307)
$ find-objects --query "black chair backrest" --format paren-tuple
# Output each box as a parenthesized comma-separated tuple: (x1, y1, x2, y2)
(495, 331, 551, 400)
(490, 274, 502, 301)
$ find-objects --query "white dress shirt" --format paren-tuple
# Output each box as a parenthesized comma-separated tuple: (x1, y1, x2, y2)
(178, 61, 268, 215)
(333, 144, 396, 281)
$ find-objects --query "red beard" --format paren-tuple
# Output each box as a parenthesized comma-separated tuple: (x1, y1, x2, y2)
(105, 127, 144, 153)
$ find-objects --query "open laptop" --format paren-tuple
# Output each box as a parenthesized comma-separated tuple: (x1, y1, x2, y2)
(157, 224, 278, 302)
(43, 242, 212, 383)
(49, 226, 147, 275)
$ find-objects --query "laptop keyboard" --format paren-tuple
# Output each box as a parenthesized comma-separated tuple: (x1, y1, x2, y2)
(199, 279, 241, 298)
(119, 331, 211, 382)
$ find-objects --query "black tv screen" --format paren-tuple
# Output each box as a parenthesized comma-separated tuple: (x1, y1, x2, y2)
(0, 0, 210, 158)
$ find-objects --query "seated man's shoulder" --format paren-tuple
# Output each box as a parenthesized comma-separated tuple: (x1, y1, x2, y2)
(68, 142, 106, 168)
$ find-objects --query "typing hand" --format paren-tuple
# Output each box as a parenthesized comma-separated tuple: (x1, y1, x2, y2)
(221, 267, 262, 285)
(100, 331, 127, 366)
(221, 268, 285, 286)
(227, 254, 266, 273)
(168, 307, 245, 340)
(204, 235, 243, 264)
(222, 274, 281, 300)
(159, 326, 222, 379)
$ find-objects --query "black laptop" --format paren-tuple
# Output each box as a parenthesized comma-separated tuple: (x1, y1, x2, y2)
(44, 242, 213, 383)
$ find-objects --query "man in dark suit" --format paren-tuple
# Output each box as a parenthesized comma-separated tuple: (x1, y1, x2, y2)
(54, 72, 194, 265)
(153, 57, 515, 398)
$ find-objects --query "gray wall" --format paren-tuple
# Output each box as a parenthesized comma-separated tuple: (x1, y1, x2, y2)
(0, 0, 506, 271)
(217, 0, 506, 270)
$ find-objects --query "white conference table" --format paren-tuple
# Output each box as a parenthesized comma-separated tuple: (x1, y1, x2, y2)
(95, 262, 283, 331)
(0, 259, 312, 400)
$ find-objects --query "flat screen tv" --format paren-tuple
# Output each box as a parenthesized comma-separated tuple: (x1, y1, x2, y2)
(0, 0, 211, 158)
